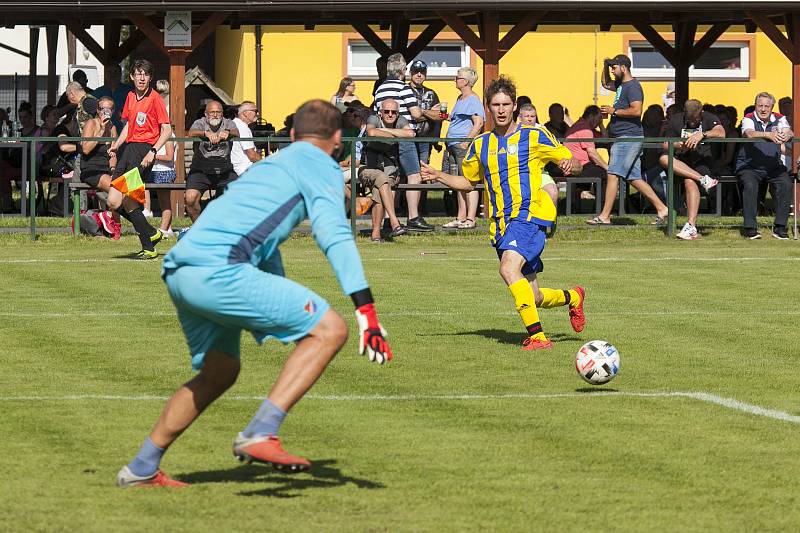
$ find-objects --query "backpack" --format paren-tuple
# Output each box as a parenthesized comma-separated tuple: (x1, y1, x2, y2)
(70, 209, 117, 238)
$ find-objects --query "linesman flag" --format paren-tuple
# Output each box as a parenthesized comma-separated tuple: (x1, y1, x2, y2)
(111, 167, 146, 204)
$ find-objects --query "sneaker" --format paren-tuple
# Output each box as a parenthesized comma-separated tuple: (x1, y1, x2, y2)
(743, 229, 762, 240)
(568, 286, 586, 333)
(97, 211, 122, 240)
(389, 225, 407, 237)
(406, 217, 434, 232)
(676, 222, 699, 241)
(176, 228, 190, 241)
(116, 466, 189, 488)
(150, 228, 164, 245)
(134, 249, 159, 260)
(232, 433, 311, 472)
(160, 229, 176, 239)
(521, 336, 553, 351)
(699, 175, 718, 192)
(772, 226, 789, 240)
(142, 209, 154, 218)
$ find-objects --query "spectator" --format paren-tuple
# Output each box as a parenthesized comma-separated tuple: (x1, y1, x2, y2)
(78, 97, 116, 198)
(39, 110, 79, 215)
(92, 63, 133, 130)
(520, 103, 559, 206)
(659, 99, 725, 240)
(150, 125, 178, 238)
(56, 69, 94, 119)
(231, 101, 262, 177)
(107, 59, 172, 259)
(662, 82, 676, 110)
(517, 102, 541, 127)
(589, 54, 668, 225)
(373, 52, 438, 231)
(513, 95, 532, 123)
(339, 104, 373, 216)
(362, 99, 410, 241)
(563, 105, 609, 203)
(407, 60, 444, 167)
(184, 100, 240, 222)
(641, 104, 667, 203)
(155, 79, 170, 112)
(736, 92, 794, 240)
(371, 56, 388, 99)
(331, 77, 359, 111)
(63, 81, 98, 135)
(442, 66, 485, 229)
(544, 103, 571, 138)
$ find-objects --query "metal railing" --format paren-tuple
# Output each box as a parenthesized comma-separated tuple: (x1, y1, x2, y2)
(3, 134, 794, 241)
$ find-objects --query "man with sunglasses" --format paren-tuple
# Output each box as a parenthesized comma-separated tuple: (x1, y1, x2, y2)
(231, 101, 262, 177)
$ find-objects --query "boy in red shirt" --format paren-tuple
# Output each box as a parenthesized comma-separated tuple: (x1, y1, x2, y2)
(108, 59, 173, 259)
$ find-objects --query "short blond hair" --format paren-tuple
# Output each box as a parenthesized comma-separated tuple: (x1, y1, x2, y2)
(155, 79, 169, 95)
(457, 67, 478, 87)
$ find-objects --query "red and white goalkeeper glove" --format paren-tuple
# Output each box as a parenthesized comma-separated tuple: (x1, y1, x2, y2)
(355, 303, 393, 364)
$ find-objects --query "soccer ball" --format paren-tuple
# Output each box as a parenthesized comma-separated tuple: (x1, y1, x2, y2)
(575, 340, 620, 385)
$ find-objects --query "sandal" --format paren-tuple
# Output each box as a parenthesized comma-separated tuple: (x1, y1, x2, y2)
(443, 219, 465, 228)
(370, 237, 385, 243)
(586, 216, 611, 226)
(651, 215, 668, 226)
(458, 219, 476, 229)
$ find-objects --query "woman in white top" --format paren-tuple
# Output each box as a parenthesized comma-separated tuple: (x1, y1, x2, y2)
(150, 130, 177, 237)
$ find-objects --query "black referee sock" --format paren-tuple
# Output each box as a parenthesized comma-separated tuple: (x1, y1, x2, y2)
(125, 206, 157, 251)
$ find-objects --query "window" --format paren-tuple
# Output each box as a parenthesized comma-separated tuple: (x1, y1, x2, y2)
(629, 40, 750, 80)
(347, 40, 471, 79)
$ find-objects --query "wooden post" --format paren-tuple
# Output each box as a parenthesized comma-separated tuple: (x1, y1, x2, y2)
(46, 25, 58, 104)
(28, 27, 39, 110)
(169, 49, 188, 218)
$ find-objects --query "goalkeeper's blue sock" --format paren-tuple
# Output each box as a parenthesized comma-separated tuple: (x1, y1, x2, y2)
(243, 398, 287, 437)
(128, 437, 165, 477)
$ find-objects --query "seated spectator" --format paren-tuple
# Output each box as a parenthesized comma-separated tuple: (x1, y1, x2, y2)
(331, 77, 359, 111)
(231, 101, 262, 178)
(520, 103, 558, 205)
(361, 99, 410, 241)
(659, 99, 725, 240)
(518, 102, 541, 127)
(544, 103, 572, 138)
(736, 92, 794, 240)
(339, 104, 373, 216)
(562, 105, 609, 203)
(185, 100, 239, 222)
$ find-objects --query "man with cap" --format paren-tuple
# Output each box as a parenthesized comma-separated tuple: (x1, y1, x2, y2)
(407, 60, 445, 166)
(588, 54, 669, 226)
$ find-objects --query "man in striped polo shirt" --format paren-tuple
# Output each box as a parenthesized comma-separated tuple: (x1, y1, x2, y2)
(373, 53, 442, 232)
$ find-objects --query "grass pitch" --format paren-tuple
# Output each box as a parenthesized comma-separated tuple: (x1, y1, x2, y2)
(1, 225, 799, 532)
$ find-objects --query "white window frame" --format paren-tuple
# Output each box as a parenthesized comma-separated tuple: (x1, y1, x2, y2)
(629, 40, 750, 80)
(346, 40, 471, 80)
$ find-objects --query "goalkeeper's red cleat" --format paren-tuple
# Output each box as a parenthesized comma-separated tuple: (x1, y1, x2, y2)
(522, 336, 553, 350)
(233, 433, 311, 472)
(116, 466, 189, 488)
(569, 286, 586, 333)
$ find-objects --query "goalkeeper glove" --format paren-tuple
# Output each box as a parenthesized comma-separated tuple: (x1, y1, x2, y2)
(355, 303, 392, 364)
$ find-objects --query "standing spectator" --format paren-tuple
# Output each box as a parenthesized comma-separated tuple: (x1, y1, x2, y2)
(150, 128, 177, 238)
(659, 99, 725, 240)
(736, 92, 794, 240)
(184, 100, 240, 222)
(361, 99, 410, 241)
(544, 103, 571, 138)
(442, 67, 485, 229)
(107, 59, 172, 260)
(231, 101, 262, 177)
(56, 69, 94, 119)
(407, 60, 443, 166)
(92, 63, 133, 131)
(513, 95, 532, 123)
(331, 77, 359, 111)
(371, 56, 388, 100)
(374, 53, 440, 231)
(589, 54, 668, 225)
(63, 81, 98, 134)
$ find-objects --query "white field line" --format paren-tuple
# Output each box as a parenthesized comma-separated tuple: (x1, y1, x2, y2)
(1, 257, 799, 264)
(0, 391, 798, 425)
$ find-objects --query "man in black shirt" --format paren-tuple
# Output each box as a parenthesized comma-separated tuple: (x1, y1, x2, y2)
(659, 99, 726, 240)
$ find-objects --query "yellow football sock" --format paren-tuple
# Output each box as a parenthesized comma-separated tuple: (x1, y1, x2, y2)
(539, 288, 580, 309)
(508, 278, 547, 340)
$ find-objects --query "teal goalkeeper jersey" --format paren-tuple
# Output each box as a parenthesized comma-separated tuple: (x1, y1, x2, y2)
(162, 141, 369, 296)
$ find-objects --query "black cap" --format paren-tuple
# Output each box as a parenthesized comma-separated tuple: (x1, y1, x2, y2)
(609, 54, 632, 69)
(82, 97, 98, 116)
(409, 60, 428, 73)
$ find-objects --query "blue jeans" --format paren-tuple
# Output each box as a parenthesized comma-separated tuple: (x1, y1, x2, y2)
(398, 140, 421, 177)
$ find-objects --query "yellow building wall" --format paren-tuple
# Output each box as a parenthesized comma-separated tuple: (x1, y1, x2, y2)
(216, 25, 794, 130)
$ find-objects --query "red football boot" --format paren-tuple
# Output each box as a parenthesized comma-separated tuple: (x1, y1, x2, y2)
(522, 336, 553, 350)
(569, 286, 586, 333)
(233, 434, 311, 472)
(116, 466, 189, 488)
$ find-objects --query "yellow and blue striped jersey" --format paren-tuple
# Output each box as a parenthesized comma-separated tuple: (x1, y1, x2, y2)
(462, 125, 572, 242)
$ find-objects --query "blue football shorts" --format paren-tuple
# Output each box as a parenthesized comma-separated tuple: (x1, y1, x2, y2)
(493, 219, 547, 276)
(164, 262, 329, 370)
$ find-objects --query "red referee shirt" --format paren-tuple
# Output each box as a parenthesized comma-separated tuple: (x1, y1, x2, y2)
(121, 87, 170, 145)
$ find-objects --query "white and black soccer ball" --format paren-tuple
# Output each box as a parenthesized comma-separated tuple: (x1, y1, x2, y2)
(575, 340, 620, 385)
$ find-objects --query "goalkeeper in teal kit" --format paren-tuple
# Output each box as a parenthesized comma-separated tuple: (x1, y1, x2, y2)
(117, 100, 392, 488)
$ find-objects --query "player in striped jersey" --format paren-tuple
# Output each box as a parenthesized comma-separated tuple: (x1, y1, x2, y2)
(421, 77, 587, 350)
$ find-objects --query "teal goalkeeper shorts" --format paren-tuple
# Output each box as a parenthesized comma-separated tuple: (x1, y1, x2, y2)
(164, 263, 329, 370)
